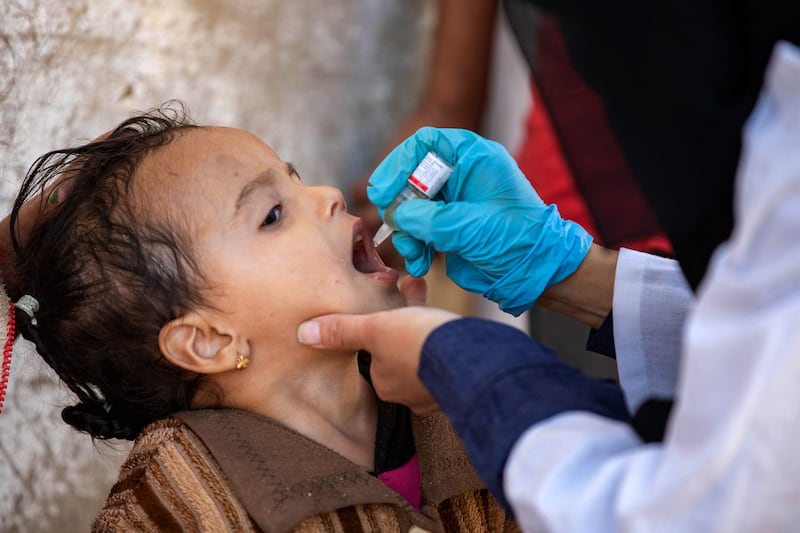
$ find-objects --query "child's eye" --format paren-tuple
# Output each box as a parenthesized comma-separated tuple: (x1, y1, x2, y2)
(261, 204, 283, 227)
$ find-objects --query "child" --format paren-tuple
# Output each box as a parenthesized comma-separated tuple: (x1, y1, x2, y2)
(7, 103, 517, 532)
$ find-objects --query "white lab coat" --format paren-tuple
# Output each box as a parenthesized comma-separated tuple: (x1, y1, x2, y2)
(504, 41, 800, 533)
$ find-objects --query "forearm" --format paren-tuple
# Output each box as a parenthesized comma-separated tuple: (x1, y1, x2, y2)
(536, 244, 618, 329)
(381, 0, 497, 154)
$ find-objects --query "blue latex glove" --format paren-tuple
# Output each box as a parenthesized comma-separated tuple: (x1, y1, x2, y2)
(368, 127, 593, 316)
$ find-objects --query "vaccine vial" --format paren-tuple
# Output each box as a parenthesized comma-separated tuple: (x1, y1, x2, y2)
(373, 152, 453, 247)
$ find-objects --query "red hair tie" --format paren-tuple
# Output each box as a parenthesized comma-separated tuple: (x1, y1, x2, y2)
(0, 297, 16, 414)
(0, 294, 37, 413)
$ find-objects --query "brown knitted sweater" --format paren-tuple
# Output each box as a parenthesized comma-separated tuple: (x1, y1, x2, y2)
(92, 408, 518, 532)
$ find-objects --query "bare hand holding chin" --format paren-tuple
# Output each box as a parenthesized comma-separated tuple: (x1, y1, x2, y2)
(297, 276, 460, 415)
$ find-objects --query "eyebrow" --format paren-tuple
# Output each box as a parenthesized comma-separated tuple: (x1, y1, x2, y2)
(234, 162, 297, 213)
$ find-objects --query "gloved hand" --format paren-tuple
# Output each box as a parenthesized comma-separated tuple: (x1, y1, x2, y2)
(368, 127, 593, 316)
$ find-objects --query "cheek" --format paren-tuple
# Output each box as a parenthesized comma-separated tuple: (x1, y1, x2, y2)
(215, 243, 364, 318)
(261, 262, 347, 309)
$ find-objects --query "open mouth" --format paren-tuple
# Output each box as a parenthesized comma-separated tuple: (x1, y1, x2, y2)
(352, 220, 392, 275)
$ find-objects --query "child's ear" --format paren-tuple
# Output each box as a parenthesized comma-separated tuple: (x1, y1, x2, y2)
(159, 311, 243, 374)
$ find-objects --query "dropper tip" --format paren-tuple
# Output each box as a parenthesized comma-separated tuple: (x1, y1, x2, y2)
(373, 223, 393, 247)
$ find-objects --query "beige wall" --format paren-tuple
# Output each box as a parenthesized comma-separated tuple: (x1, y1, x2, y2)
(0, 1, 436, 530)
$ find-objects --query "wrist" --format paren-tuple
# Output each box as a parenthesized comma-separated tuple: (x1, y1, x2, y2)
(484, 216, 595, 317)
(537, 244, 618, 329)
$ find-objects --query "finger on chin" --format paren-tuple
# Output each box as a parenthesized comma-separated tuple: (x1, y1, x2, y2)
(400, 276, 428, 306)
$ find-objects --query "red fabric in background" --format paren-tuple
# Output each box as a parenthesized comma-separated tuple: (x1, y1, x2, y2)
(518, 80, 601, 240)
(515, 15, 672, 255)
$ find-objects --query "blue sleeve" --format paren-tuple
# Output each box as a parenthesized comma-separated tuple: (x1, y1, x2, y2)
(419, 318, 630, 512)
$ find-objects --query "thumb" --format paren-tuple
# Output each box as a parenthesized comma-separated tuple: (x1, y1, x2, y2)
(297, 313, 373, 351)
(400, 276, 428, 306)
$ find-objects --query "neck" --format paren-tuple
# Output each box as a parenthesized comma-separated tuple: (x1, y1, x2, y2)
(225, 347, 378, 470)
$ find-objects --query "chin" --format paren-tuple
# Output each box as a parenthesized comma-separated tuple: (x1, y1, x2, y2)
(355, 290, 405, 314)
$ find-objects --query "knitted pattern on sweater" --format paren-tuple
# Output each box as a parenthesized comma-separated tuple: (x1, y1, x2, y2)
(93, 410, 519, 532)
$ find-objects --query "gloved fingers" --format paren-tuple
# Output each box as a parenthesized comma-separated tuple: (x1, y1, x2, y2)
(411, 128, 519, 205)
(390, 230, 434, 278)
(391, 231, 426, 263)
(367, 146, 421, 208)
(392, 199, 485, 253)
(444, 256, 496, 296)
(405, 245, 435, 278)
(367, 126, 540, 211)
(441, 144, 542, 207)
(367, 127, 483, 207)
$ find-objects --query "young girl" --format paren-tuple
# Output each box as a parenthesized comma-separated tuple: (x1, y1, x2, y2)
(7, 103, 517, 532)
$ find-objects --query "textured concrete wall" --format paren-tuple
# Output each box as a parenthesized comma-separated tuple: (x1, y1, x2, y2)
(0, 1, 435, 530)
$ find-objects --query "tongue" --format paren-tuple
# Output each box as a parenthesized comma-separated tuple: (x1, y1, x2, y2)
(353, 239, 379, 273)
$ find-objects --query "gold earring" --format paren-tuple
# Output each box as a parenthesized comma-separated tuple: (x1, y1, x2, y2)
(235, 353, 249, 370)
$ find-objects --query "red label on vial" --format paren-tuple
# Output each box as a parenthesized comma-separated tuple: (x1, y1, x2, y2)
(408, 174, 429, 193)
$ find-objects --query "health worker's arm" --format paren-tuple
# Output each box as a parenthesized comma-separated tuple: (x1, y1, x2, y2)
(499, 42, 800, 531)
(535, 242, 692, 413)
(368, 127, 594, 315)
(320, 42, 800, 531)
(418, 243, 690, 507)
(297, 240, 692, 495)
(611, 248, 693, 413)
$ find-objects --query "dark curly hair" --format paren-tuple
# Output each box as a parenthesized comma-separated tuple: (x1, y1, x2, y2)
(7, 102, 218, 440)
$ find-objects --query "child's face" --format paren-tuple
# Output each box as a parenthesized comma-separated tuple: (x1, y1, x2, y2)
(139, 127, 404, 351)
